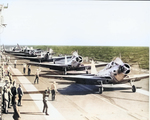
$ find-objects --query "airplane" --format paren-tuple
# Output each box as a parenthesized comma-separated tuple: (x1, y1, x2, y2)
(4, 44, 23, 53)
(28, 48, 44, 57)
(4, 44, 46, 57)
(15, 48, 72, 62)
(28, 51, 107, 75)
(41, 57, 149, 94)
(11, 47, 43, 57)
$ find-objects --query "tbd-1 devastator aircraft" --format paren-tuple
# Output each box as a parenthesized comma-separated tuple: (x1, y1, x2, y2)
(16, 48, 71, 62)
(3, 44, 23, 53)
(41, 57, 149, 94)
(29, 51, 107, 74)
(11, 46, 44, 57)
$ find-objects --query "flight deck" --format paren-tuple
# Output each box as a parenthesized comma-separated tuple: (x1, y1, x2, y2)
(1, 54, 149, 120)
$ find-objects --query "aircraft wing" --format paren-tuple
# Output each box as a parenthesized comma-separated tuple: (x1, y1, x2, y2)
(16, 56, 43, 60)
(84, 63, 108, 69)
(118, 74, 149, 84)
(41, 74, 111, 84)
(51, 56, 71, 60)
(28, 62, 69, 70)
(41, 73, 149, 85)
(11, 53, 27, 56)
(29, 61, 107, 71)
(16, 56, 71, 62)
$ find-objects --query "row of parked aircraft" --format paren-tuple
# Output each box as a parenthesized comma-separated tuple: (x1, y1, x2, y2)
(3, 44, 149, 94)
(2, 44, 71, 62)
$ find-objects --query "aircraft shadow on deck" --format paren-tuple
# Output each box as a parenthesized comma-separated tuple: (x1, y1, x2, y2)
(57, 83, 141, 95)
(57, 83, 95, 95)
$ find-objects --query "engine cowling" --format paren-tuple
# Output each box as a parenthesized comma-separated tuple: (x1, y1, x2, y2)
(118, 63, 130, 75)
(76, 56, 83, 63)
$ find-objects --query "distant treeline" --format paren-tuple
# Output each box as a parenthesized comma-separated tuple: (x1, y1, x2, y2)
(32, 46, 149, 69)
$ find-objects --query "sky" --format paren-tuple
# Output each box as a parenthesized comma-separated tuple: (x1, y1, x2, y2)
(0, 0, 150, 46)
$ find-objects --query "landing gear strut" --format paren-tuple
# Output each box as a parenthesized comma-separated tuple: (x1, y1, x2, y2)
(99, 87, 103, 94)
(63, 67, 67, 75)
(53, 59, 55, 64)
(98, 81, 103, 94)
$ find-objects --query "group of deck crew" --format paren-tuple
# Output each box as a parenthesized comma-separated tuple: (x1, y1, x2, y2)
(1, 54, 57, 119)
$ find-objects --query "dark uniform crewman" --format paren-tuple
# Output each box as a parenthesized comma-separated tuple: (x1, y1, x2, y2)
(23, 63, 26, 74)
(17, 84, 23, 106)
(11, 81, 17, 105)
(42, 90, 49, 115)
(13, 99, 21, 120)
(28, 65, 31, 75)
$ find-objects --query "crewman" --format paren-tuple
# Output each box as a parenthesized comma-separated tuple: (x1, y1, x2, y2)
(7, 82, 13, 108)
(1, 64, 4, 77)
(3, 56, 6, 62)
(42, 90, 49, 115)
(28, 65, 31, 75)
(11, 80, 17, 105)
(34, 68, 41, 84)
(14, 60, 17, 68)
(51, 81, 57, 101)
(2, 86, 8, 114)
(23, 63, 26, 74)
(5, 55, 8, 61)
(47, 87, 51, 95)
(8, 73, 13, 84)
(7, 66, 10, 76)
(7, 56, 10, 63)
(13, 99, 21, 120)
(17, 84, 23, 106)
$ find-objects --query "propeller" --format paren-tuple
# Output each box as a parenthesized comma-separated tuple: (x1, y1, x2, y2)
(72, 51, 83, 63)
(118, 63, 130, 75)
(76, 56, 83, 63)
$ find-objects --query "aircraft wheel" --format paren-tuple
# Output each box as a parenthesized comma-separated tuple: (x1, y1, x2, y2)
(132, 85, 136, 92)
(99, 87, 103, 94)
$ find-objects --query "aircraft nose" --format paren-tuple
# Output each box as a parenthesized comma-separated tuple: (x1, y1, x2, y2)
(76, 56, 83, 63)
(118, 63, 131, 75)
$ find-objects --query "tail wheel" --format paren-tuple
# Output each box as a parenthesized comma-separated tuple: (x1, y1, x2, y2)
(132, 85, 136, 92)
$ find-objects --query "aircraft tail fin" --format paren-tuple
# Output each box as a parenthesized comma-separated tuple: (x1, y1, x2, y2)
(30, 47, 33, 50)
(48, 53, 52, 59)
(91, 60, 98, 74)
(65, 55, 67, 64)
(17, 43, 21, 50)
(43, 52, 49, 60)
(49, 48, 53, 54)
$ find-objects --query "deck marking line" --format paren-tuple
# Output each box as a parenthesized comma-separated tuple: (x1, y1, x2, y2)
(10, 66, 66, 120)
